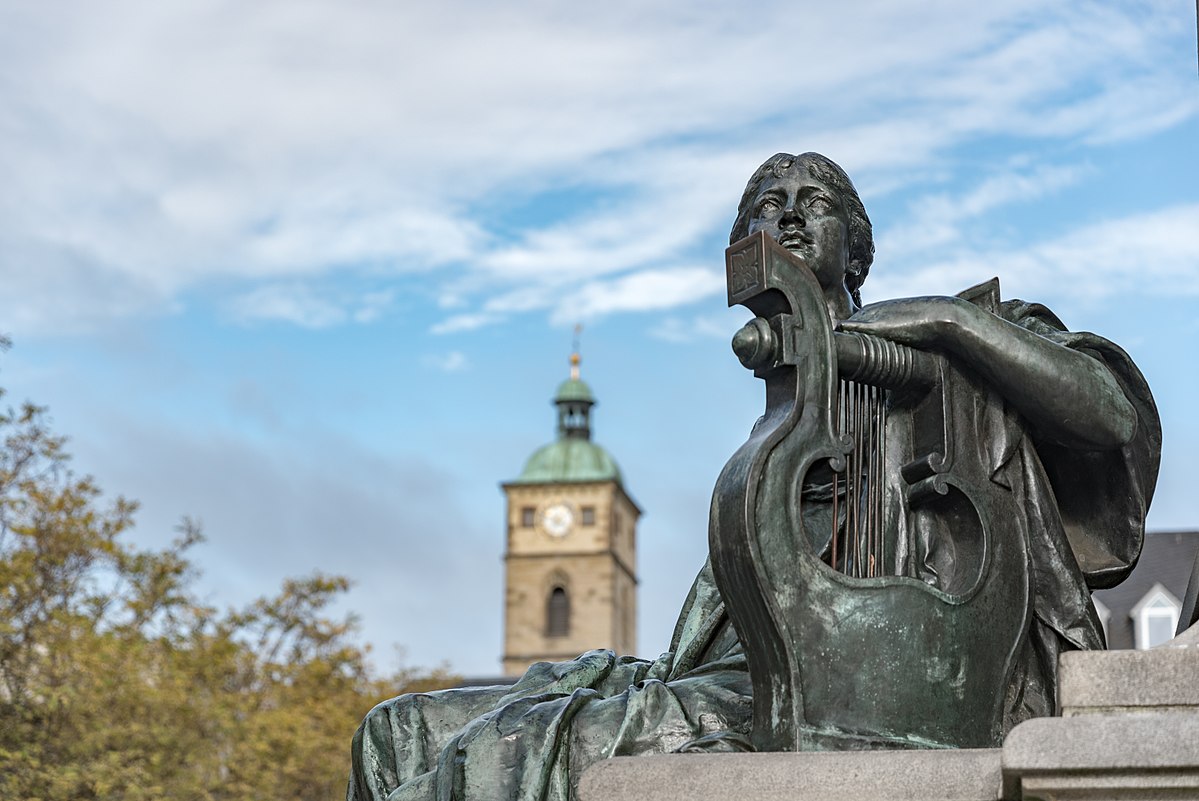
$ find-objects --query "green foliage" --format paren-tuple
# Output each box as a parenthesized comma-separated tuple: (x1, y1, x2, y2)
(0, 385, 457, 800)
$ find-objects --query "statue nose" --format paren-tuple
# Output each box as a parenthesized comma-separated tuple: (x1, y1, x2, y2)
(780, 204, 805, 227)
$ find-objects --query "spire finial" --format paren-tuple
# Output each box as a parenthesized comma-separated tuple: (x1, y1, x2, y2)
(570, 324, 583, 380)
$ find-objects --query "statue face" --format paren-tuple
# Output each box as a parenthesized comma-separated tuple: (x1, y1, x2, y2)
(746, 165, 850, 293)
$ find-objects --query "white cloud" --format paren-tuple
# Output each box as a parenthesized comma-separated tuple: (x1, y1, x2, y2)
(422, 351, 470, 373)
(431, 313, 502, 335)
(352, 291, 396, 324)
(551, 267, 726, 324)
(228, 284, 347, 328)
(0, 0, 1194, 334)
(227, 283, 395, 328)
(880, 163, 1092, 256)
(650, 312, 743, 344)
(867, 203, 1199, 305)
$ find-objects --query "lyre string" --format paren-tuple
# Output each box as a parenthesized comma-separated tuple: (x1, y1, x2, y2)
(832, 378, 886, 578)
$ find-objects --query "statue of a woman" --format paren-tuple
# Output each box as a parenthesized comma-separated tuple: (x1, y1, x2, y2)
(347, 152, 1159, 800)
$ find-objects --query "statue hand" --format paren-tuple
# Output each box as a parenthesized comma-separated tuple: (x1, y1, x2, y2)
(837, 296, 977, 352)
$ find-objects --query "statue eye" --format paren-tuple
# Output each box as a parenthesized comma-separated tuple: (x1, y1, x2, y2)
(808, 195, 835, 212)
(757, 198, 781, 214)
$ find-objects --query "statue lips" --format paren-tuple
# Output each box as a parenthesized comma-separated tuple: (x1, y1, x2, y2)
(777, 231, 814, 253)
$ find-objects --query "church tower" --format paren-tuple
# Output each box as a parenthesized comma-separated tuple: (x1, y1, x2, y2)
(500, 350, 640, 676)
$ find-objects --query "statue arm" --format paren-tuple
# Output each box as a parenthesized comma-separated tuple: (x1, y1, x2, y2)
(839, 296, 1136, 450)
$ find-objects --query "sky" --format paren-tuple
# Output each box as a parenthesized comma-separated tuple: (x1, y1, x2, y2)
(1, 0, 1197, 678)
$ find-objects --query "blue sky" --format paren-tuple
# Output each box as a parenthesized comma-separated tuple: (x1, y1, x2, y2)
(1, 0, 1197, 677)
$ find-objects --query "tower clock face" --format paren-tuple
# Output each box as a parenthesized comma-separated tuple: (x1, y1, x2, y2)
(540, 503, 575, 538)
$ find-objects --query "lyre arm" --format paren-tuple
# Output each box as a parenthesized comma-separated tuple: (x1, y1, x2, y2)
(839, 295, 1136, 450)
(834, 331, 937, 391)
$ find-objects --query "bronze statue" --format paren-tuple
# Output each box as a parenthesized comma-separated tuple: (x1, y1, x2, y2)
(708, 152, 1159, 751)
(346, 153, 1159, 799)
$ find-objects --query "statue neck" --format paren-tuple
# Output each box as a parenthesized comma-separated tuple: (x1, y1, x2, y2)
(824, 285, 856, 323)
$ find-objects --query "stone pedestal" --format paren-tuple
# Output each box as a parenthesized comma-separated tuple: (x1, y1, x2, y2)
(580, 749, 1002, 801)
(1001, 714, 1199, 800)
(579, 626, 1199, 801)
(1000, 623, 1199, 800)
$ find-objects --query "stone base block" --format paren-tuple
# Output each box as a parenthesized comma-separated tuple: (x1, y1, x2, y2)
(1059, 628, 1199, 716)
(579, 749, 1002, 801)
(1002, 713, 1199, 800)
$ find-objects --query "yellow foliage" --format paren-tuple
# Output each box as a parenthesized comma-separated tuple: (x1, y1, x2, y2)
(0, 382, 458, 801)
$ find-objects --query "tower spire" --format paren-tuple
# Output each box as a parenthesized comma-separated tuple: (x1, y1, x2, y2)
(570, 324, 582, 381)
(555, 325, 594, 441)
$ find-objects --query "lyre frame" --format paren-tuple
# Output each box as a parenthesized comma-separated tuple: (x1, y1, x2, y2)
(710, 232, 1032, 751)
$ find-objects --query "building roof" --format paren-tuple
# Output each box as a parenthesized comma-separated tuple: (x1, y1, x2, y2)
(510, 438, 622, 485)
(507, 352, 624, 487)
(1093, 530, 1199, 649)
(554, 377, 595, 404)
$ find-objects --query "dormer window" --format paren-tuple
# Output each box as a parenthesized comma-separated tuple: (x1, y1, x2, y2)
(1131, 583, 1181, 649)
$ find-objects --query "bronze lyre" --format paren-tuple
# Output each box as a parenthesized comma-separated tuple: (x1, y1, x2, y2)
(709, 232, 1031, 751)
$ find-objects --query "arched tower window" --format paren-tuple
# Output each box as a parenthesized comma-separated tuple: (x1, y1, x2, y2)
(557, 400, 592, 440)
(546, 586, 570, 637)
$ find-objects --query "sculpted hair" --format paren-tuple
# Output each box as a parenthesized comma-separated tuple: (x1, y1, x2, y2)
(730, 152, 875, 305)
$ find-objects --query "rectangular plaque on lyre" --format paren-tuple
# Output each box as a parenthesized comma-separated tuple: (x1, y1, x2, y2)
(726, 231, 769, 307)
(726, 231, 814, 319)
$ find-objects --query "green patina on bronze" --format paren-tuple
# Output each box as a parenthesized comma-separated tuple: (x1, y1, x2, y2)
(711, 233, 1030, 750)
(346, 152, 1160, 800)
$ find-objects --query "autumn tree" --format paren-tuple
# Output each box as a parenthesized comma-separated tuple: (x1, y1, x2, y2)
(0, 355, 456, 800)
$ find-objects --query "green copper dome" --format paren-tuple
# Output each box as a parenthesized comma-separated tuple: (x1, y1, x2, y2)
(508, 351, 622, 486)
(512, 439, 622, 484)
(554, 378, 595, 404)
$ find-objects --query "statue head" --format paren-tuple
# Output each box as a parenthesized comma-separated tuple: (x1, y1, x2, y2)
(730, 153, 874, 306)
